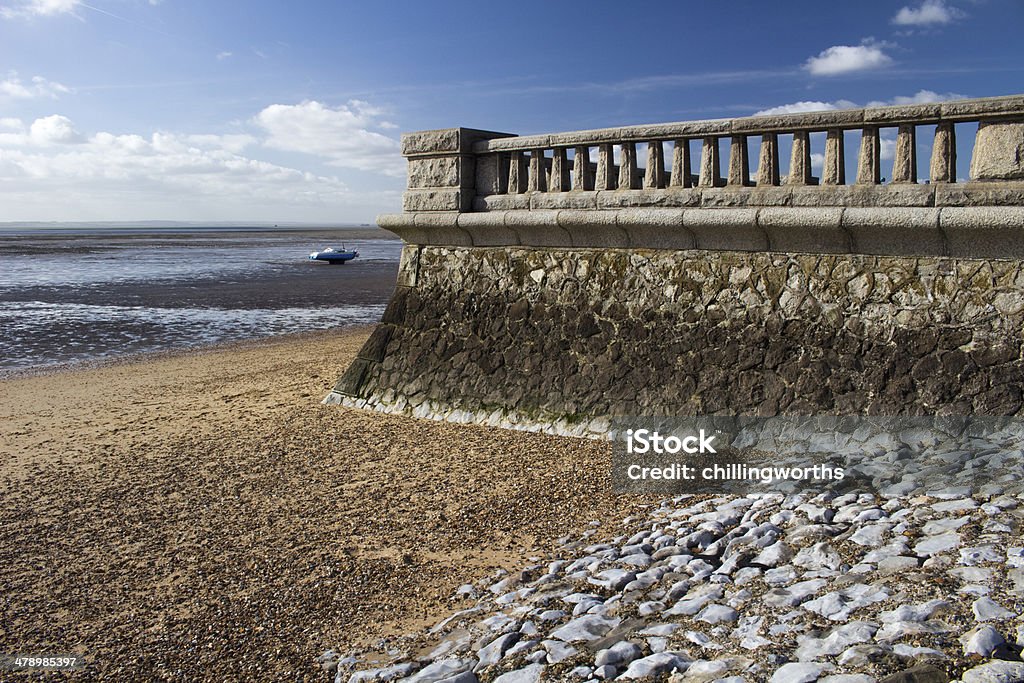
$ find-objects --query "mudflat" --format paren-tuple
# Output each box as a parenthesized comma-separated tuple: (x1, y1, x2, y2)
(0, 328, 646, 681)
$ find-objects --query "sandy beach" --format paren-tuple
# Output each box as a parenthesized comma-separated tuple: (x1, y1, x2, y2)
(0, 328, 647, 681)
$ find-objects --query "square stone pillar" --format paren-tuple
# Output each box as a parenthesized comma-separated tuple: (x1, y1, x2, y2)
(401, 127, 515, 212)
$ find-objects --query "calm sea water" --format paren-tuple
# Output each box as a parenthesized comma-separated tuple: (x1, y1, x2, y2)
(0, 227, 402, 372)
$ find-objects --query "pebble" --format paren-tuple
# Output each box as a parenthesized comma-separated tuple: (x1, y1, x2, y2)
(618, 652, 691, 679)
(971, 597, 1015, 621)
(961, 660, 1024, 683)
(770, 662, 835, 683)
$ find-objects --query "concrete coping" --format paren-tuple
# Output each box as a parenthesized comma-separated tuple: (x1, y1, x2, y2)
(469, 95, 1024, 154)
(377, 206, 1024, 259)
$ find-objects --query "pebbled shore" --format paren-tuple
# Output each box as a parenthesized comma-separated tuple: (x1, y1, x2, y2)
(332, 491, 1024, 683)
(0, 328, 647, 681)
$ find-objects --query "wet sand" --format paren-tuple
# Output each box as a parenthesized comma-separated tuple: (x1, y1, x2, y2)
(0, 328, 647, 681)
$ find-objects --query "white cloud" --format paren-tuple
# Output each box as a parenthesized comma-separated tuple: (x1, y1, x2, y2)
(0, 0, 80, 19)
(30, 114, 81, 144)
(216, 51, 232, 60)
(254, 99, 403, 177)
(755, 100, 857, 116)
(0, 72, 70, 99)
(0, 109, 403, 221)
(804, 43, 893, 76)
(893, 0, 964, 25)
(757, 90, 966, 117)
(867, 89, 965, 106)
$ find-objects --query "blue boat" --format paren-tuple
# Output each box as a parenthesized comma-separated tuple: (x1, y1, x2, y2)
(309, 246, 359, 264)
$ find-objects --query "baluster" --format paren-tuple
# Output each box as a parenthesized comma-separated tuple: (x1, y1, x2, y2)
(930, 122, 957, 183)
(618, 142, 639, 190)
(728, 134, 750, 187)
(644, 141, 666, 189)
(856, 126, 881, 185)
(508, 151, 528, 194)
(698, 137, 722, 188)
(550, 148, 570, 192)
(670, 139, 692, 188)
(572, 146, 593, 190)
(757, 133, 780, 186)
(596, 143, 616, 190)
(892, 124, 917, 184)
(528, 148, 547, 192)
(787, 131, 813, 185)
(822, 129, 845, 185)
(495, 153, 509, 194)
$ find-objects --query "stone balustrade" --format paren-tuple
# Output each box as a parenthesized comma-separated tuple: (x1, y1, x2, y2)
(384, 94, 1024, 258)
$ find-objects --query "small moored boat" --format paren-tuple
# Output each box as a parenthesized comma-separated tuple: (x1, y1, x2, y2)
(309, 246, 359, 264)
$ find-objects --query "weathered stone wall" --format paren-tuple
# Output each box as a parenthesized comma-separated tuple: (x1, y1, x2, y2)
(327, 245, 1024, 436)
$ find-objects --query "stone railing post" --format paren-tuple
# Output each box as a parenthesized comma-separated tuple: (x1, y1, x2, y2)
(728, 135, 750, 187)
(822, 129, 845, 185)
(670, 140, 693, 188)
(619, 142, 640, 190)
(856, 126, 881, 185)
(892, 124, 917, 184)
(509, 151, 528, 194)
(573, 146, 594, 190)
(757, 133, 780, 186)
(550, 148, 570, 192)
(528, 148, 547, 192)
(596, 143, 616, 190)
(930, 122, 956, 183)
(401, 127, 514, 212)
(699, 137, 722, 188)
(787, 131, 814, 185)
(645, 141, 666, 189)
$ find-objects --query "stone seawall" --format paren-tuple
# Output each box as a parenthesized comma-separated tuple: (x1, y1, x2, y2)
(326, 245, 1024, 436)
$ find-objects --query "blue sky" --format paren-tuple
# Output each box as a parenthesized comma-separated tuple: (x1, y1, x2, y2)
(0, 0, 1021, 223)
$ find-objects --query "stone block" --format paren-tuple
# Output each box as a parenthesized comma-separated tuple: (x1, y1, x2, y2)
(395, 245, 420, 287)
(402, 127, 514, 156)
(616, 209, 694, 249)
(377, 213, 427, 244)
(863, 104, 941, 125)
(407, 156, 464, 189)
(473, 194, 531, 211)
(682, 208, 766, 251)
(941, 207, 1024, 259)
(403, 188, 474, 212)
(557, 210, 628, 248)
(940, 95, 1024, 121)
(596, 189, 700, 209)
(842, 207, 944, 256)
(506, 210, 572, 247)
(935, 183, 1024, 207)
(457, 212, 519, 246)
(970, 122, 1024, 181)
(759, 207, 849, 254)
(531, 192, 598, 210)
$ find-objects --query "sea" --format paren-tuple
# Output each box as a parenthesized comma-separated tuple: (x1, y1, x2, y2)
(0, 225, 403, 373)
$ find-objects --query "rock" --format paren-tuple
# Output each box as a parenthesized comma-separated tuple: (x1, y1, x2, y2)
(795, 622, 878, 661)
(763, 579, 827, 608)
(550, 614, 620, 642)
(589, 568, 637, 591)
(892, 644, 947, 661)
(961, 625, 1008, 657)
(770, 662, 835, 683)
(476, 633, 520, 671)
(914, 533, 960, 557)
(593, 664, 616, 679)
(878, 556, 919, 573)
(753, 542, 794, 567)
(697, 604, 740, 624)
(820, 677, 875, 683)
(972, 597, 1016, 621)
(961, 660, 1024, 683)
(567, 666, 592, 679)
(436, 673, 477, 683)
(960, 546, 1003, 566)
(792, 542, 843, 571)
(878, 664, 949, 683)
(618, 652, 692, 679)
(879, 600, 950, 623)
(802, 584, 889, 621)
(406, 658, 478, 683)
(594, 641, 641, 668)
(492, 663, 545, 683)
(542, 639, 577, 664)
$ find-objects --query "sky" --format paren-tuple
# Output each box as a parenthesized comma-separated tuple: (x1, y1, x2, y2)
(0, 0, 1021, 223)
